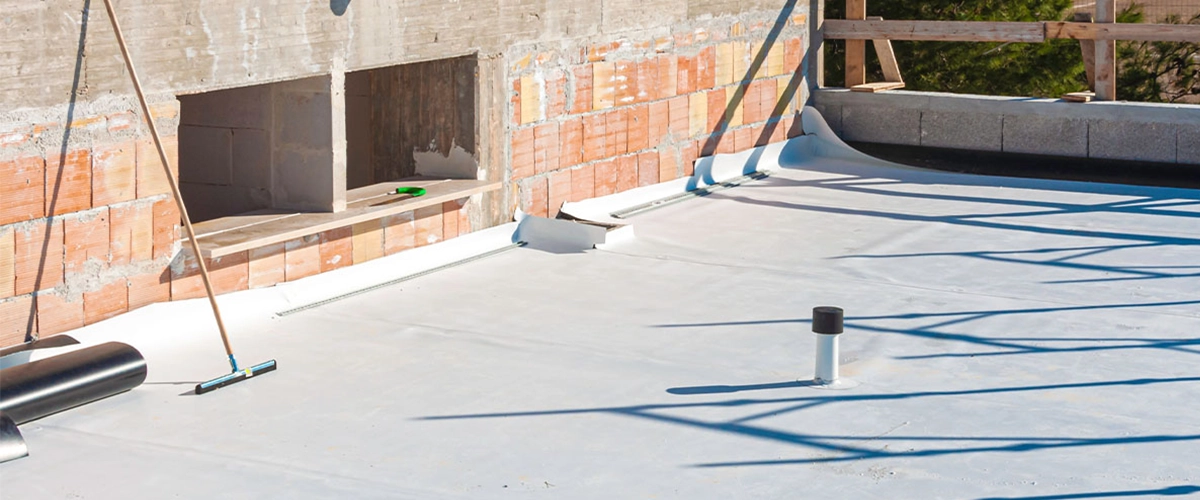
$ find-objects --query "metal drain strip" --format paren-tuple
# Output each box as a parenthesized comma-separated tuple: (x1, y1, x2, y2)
(610, 171, 770, 219)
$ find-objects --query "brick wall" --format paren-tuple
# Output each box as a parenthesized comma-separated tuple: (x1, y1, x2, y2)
(508, 17, 809, 217)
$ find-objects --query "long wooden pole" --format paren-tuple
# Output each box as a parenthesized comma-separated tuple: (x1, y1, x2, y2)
(844, 0, 866, 87)
(1094, 0, 1117, 101)
(100, 0, 240, 371)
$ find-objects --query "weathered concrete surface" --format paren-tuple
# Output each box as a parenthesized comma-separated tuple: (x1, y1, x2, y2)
(841, 106, 920, 145)
(920, 111, 1002, 152)
(1088, 120, 1178, 163)
(1180, 126, 1200, 165)
(1002, 114, 1089, 157)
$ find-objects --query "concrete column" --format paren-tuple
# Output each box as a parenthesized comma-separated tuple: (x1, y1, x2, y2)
(271, 65, 348, 213)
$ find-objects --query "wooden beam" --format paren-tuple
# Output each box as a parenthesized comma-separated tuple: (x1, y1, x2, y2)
(851, 82, 905, 92)
(844, 0, 867, 88)
(1095, 0, 1117, 101)
(825, 20, 1046, 43)
(866, 16, 904, 83)
(1046, 22, 1200, 43)
(1072, 13, 1096, 90)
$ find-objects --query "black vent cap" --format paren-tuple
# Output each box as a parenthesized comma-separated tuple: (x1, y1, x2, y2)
(812, 306, 844, 334)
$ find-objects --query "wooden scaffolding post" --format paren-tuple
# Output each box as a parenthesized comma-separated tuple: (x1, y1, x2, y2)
(1095, 0, 1117, 100)
(845, 0, 867, 87)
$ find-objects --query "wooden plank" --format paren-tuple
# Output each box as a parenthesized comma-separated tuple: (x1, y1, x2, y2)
(1045, 22, 1200, 43)
(844, 0, 867, 88)
(1094, 0, 1117, 101)
(850, 82, 906, 92)
(1062, 91, 1094, 102)
(825, 20, 1046, 43)
(867, 17, 904, 83)
(1073, 14, 1096, 90)
(191, 179, 501, 258)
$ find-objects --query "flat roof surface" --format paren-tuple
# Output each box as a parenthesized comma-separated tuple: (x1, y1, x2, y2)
(3, 153, 1200, 498)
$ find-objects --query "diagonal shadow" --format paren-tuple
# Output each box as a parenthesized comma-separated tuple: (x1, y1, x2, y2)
(976, 485, 1200, 499)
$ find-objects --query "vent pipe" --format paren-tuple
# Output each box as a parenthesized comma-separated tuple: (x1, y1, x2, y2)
(812, 306, 844, 384)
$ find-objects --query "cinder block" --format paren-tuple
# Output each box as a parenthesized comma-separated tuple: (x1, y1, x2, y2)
(46, 149, 92, 216)
(109, 202, 153, 265)
(127, 269, 170, 310)
(511, 127, 535, 180)
(548, 169, 573, 218)
(627, 105, 650, 153)
(15, 219, 64, 295)
(232, 128, 271, 189)
(648, 100, 670, 149)
(696, 46, 717, 91)
(559, 118, 584, 169)
(0, 228, 14, 299)
(594, 160, 619, 197)
(617, 154, 638, 192)
(582, 114, 607, 163)
(637, 151, 659, 187)
(136, 136, 179, 198)
(64, 208, 110, 275)
(570, 164, 596, 202)
(178, 125, 234, 185)
(351, 220, 384, 265)
(382, 212, 415, 255)
(1002, 115, 1087, 157)
(442, 201, 460, 240)
(1179, 125, 1200, 165)
(842, 106, 921, 145)
(921, 111, 1002, 152)
(0, 156, 44, 225)
(413, 205, 443, 247)
(1, 295, 35, 346)
(605, 109, 629, 157)
(658, 148, 678, 182)
(248, 243, 286, 289)
(84, 279, 128, 325)
(1089, 120, 1177, 163)
(285, 235, 321, 281)
(534, 122, 561, 175)
(570, 65, 593, 115)
(35, 292, 84, 336)
(319, 227, 353, 272)
(179, 85, 271, 129)
(91, 142, 136, 207)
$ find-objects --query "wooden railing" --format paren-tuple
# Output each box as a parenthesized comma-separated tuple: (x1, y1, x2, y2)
(824, 0, 1200, 100)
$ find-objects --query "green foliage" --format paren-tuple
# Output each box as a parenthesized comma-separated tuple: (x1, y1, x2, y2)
(1117, 9, 1200, 102)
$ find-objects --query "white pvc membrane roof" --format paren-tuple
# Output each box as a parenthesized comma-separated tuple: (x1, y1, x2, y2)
(3, 117, 1200, 498)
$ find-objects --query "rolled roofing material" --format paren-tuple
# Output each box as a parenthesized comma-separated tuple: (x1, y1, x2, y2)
(0, 342, 147, 425)
(0, 412, 26, 463)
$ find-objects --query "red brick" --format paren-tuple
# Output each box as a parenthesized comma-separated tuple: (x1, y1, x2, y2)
(627, 105, 650, 153)
(559, 118, 584, 169)
(92, 142, 136, 206)
(45, 149, 92, 216)
(734, 127, 755, 152)
(545, 70, 567, 119)
(0, 294, 35, 346)
(582, 113, 607, 163)
(64, 208, 110, 275)
(571, 65, 593, 114)
(787, 114, 804, 138)
(171, 250, 249, 299)
(593, 62, 616, 110)
(658, 148, 678, 182)
(785, 37, 803, 75)
(742, 81, 763, 124)
(570, 164, 595, 202)
(769, 120, 788, 144)
(352, 220, 384, 266)
(648, 100, 670, 149)
(382, 212, 416, 255)
(457, 199, 471, 235)
(151, 198, 180, 260)
(14, 220, 64, 295)
(36, 292, 84, 336)
(656, 55, 678, 100)
(762, 78, 780, 120)
(524, 177, 549, 217)
(617, 155, 639, 192)
(668, 96, 690, 140)
(285, 236, 321, 281)
(136, 136, 179, 198)
(414, 205, 443, 247)
(534, 122, 561, 175)
(707, 88, 727, 132)
(511, 127, 536, 180)
(442, 201, 460, 240)
(605, 109, 628, 158)
(676, 54, 696, 95)
(127, 268, 170, 311)
(681, 141, 699, 176)
(248, 243, 286, 289)
(319, 227, 353, 273)
(753, 124, 771, 147)
(637, 151, 659, 187)
(696, 46, 717, 91)
(109, 202, 153, 266)
(594, 160, 619, 197)
(614, 61, 638, 106)
(511, 79, 522, 126)
(0, 157, 45, 225)
(0, 229, 13, 299)
(84, 279, 128, 325)
(548, 169, 572, 218)
(716, 133, 736, 154)
(698, 136, 718, 157)
(635, 58, 657, 103)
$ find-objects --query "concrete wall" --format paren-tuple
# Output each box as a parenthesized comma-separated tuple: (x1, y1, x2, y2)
(0, 1, 820, 346)
(813, 90, 1200, 165)
(178, 85, 274, 221)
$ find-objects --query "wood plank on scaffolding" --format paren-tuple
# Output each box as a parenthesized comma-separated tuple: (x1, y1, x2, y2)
(1046, 21, 1200, 43)
(867, 17, 904, 84)
(1094, 0, 1117, 100)
(851, 82, 906, 92)
(1072, 13, 1097, 90)
(845, 0, 867, 88)
(825, 20, 1046, 43)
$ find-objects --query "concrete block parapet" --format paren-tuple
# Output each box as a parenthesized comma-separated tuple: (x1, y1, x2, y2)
(813, 89, 1200, 165)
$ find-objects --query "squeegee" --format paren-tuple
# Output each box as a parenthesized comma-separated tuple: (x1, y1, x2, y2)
(102, 0, 277, 394)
